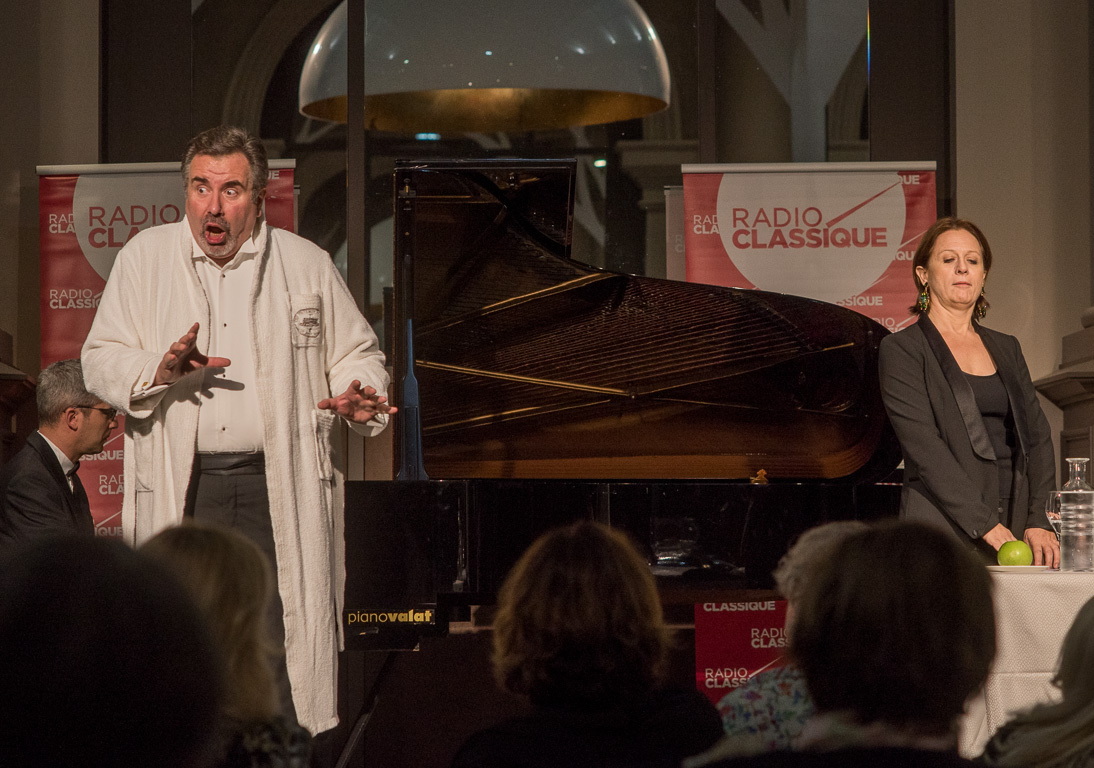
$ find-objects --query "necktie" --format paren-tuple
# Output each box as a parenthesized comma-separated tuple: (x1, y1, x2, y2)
(68, 464, 90, 525)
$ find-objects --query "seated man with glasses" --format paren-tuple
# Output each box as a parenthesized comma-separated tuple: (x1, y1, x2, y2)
(0, 359, 118, 549)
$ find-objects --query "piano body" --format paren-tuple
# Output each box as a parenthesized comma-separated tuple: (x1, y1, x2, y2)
(344, 158, 901, 649)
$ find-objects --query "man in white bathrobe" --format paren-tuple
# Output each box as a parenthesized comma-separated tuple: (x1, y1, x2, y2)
(81, 125, 396, 736)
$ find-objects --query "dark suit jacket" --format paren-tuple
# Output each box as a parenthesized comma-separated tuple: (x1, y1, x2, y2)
(0, 432, 94, 548)
(878, 315, 1055, 551)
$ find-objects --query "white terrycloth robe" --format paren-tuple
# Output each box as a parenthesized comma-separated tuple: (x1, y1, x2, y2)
(81, 220, 390, 734)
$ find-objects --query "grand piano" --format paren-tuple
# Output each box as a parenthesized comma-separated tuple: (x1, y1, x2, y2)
(343, 158, 902, 650)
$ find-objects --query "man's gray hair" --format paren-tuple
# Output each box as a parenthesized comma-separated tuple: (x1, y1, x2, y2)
(37, 359, 97, 426)
(181, 125, 268, 206)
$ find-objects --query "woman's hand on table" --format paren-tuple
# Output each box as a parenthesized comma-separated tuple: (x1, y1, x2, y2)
(982, 523, 1017, 551)
(1024, 527, 1061, 569)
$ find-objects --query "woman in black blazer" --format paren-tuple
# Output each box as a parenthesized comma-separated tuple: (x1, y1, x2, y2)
(878, 217, 1059, 566)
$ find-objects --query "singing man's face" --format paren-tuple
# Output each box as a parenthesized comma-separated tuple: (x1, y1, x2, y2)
(185, 152, 265, 262)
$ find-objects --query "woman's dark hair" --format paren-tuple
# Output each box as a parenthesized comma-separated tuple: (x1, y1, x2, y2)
(491, 521, 671, 707)
(791, 520, 995, 733)
(909, 216, 993, 317)
(141, 521, 280, 723)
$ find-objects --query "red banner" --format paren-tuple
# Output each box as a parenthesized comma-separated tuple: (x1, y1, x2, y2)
(682, 163, 936, 333)
(694, 598, 788, 706)
(38, 162, 295, 536)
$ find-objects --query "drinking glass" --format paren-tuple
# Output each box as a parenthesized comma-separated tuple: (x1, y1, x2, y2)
(1046, 491, 1063, 538)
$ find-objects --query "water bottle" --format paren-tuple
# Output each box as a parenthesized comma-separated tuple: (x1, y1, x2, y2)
(1059, 458, 1094, 572)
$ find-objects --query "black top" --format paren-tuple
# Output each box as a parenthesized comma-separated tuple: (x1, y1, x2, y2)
(450, 685, 722, 768)
(964, 371, 1015, 461)
(964, 370, 1016, 502)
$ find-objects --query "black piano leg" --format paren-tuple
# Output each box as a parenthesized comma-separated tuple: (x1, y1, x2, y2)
(334, 651, 398, 768)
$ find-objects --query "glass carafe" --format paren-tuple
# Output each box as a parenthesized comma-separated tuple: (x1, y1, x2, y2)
(1059, 458, 1094, 571)
(1064, 458, 1094, 491)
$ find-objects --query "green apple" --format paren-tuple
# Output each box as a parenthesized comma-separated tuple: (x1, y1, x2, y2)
(998, 540, 1034, 566)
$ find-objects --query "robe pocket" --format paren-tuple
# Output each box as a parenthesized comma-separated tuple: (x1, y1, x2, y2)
(313, 409, 336, 482)
(290, 293, 323, 348)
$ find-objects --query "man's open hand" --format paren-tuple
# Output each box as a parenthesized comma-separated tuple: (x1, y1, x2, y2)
(317, 380, 397, 424)
(153, 322, 231, 386)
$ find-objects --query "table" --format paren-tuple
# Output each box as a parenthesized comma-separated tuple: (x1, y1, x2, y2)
(959, 571, 1094, 757)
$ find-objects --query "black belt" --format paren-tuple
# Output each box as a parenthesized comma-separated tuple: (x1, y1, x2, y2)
(194, 452, 265, 475)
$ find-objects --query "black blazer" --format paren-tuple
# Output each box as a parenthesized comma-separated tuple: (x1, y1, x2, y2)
(0, 432, 94, 548)
(878, 315, 1055, 550)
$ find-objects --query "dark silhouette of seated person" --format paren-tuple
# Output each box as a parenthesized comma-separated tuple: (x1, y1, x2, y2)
(451, 520, 723, 768)
(141, 521, 312, 767)
(688, 520, 869, 766)
(0, 358, 118, 547)
(978, 594, 1094, 768)
(0, 535, 223, 768)
(704, 520, 996, 768)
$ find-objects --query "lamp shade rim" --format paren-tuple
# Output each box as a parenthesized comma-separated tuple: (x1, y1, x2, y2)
(299, 0, 672, 129)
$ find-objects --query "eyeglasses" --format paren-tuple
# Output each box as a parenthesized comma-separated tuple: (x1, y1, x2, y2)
(77, 406, 118, 420)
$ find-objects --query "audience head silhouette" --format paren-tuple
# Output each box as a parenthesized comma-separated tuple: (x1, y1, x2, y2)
(492, 520, 671, 707)
(791, 519, 995, 736)
(1054, 594, 1094, 702)
(141, 520, 282, 724)
(773, 519, 870, 609)
(455, 522, 740, 767)
(0, 536, 223, 768)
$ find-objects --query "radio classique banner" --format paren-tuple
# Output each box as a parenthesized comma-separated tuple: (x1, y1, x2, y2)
(681, 162, 937, 333)
(37, 160, 296, 536)
(694, 598, 789, 707)
(686, 163, 935, 707)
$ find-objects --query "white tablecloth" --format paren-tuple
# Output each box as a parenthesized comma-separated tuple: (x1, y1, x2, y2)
(959, 571, 1094, 757)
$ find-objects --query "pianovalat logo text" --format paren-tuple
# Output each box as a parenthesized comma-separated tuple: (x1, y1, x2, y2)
(346, 609, 435, 626)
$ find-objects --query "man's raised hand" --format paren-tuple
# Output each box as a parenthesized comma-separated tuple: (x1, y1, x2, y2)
(153, 322, 231, 386)
(317, 380, 397, 424)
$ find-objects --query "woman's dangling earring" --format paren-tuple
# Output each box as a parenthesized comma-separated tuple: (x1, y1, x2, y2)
(975, 288, 987, 319)
(917, 284, 931, 313)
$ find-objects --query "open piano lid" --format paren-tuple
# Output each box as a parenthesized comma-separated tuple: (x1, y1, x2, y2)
(392, 158, 900, 483)
(342, 160, 901, 649)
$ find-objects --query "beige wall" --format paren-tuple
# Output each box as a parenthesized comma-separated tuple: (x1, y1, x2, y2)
(954, 0, 1092, 472)
(0, 0, 99, 376)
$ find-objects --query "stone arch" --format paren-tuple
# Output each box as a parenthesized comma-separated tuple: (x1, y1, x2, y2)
(221, 0, 337, 130)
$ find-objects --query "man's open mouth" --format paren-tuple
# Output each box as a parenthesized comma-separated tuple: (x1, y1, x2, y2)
(204, 220, 229, 245)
